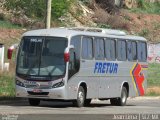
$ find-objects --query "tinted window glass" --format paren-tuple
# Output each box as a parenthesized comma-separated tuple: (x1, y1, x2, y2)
(82, 37, 93, 59)
(94, 38, 105, 60)
(138, 42, 147, 62)
(127, 41, 137, 61)
(117, 40, 126, 61)
(105, 39, 116, 60)
(17, 37, 67, 76)
(71, 36, 81, 59)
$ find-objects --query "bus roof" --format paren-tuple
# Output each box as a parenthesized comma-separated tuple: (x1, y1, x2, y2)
(23, 27, 147, 41)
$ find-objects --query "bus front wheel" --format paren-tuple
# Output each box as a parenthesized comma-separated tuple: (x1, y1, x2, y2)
(28, 98, 40, 106)
(73, 86, 86, 107)
(110, 87, 128, 106)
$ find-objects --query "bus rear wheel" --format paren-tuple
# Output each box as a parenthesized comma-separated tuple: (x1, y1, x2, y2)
(73, 86, 86, 107)
(28, 98, 40, 106)
(110, 87, 128, 106)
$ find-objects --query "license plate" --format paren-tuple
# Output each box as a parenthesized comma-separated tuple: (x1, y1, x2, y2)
(24, 81, 37, 85)
(33, 89, 42, 93)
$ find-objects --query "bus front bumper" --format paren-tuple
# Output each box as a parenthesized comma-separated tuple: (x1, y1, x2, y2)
(16, 85, 67, 100)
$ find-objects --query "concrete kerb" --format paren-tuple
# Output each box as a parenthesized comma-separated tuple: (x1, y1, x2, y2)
(128, 96, 160, 100)
(0, 96, 159, 105)
(92, 96, 160, 102)
(0, 97, 27, 105)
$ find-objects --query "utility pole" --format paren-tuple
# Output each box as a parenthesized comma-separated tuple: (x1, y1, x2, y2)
(46, 0, 52, 29)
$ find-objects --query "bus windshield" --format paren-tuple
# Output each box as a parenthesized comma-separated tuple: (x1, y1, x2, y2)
(16, 36, 68, 77)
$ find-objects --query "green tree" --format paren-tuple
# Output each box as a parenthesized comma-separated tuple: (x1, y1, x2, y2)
(5, 0, 45, 18)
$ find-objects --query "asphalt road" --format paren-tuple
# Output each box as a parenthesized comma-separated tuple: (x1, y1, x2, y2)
(0, 97, 160, 120)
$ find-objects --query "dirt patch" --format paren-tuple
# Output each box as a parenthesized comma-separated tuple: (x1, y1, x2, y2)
(0, 28, 25, 46)
(121, 10, 160, 42)
(146, 86, 160, 95)
(92, 8, 160, 42)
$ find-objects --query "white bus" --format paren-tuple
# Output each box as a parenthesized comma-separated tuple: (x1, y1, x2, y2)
(8, 27, 148, 107)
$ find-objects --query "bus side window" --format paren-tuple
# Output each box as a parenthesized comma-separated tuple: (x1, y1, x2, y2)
(94, 38, 105, 60)
(70, 36, 81, 61)
(117, 40, 127, 61)
(82, 37, 93, 60)
(105, 39, 116, 61)
(137, 42, 147, 62)
(68, 48, 76, 79)
(69, 36, 81, 79)
(127, 41, 137, 61)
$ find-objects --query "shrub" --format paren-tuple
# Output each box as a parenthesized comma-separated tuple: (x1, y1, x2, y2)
(131, 0, 160, 14)
(93, 8, 129, 30)
(52, 0, 74, 18)
(79, 0, 91, 5)
(138, 28, 149, 37)
(93, 8, 110, 23)
(95, 0, 119, 14)
(4, 0, 74, 19)
(4, 0, 45, 18)
(0, 13, 5, 20)
(107, 15, 129, 30)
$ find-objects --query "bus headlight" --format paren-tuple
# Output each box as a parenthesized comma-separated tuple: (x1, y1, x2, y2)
(16, 80, 25, 87)
(52, 81, 64, 88)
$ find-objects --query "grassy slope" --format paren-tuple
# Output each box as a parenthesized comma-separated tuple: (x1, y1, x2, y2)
(0, 20, 20, 97)
(146, 63, 160, 96)
(0, 74, 15, 97)
(148, 63, 160, 86)
(0, 20, 21, 29)
(130, 2, 160, 15)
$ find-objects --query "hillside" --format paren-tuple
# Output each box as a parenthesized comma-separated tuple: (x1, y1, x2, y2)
(0, 0, 160, 46)
(120, 11, 160, 42)
(0, 28, 24, 46)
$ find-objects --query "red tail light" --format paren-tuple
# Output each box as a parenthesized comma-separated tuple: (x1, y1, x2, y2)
(7, 48, 13, 59)
(64, 53, 70, 62)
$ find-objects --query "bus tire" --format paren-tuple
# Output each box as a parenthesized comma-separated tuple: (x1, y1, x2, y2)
(28, 98, 40, 106)
(110, 87, 128, 106)
(73, 86, 86, 107)
(84, 99, 92, 106)
(118, 86, 128, 106)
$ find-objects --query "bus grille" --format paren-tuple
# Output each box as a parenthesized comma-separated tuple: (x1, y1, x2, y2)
(25, 85, 51, 89)
(27, 91, 49, 95)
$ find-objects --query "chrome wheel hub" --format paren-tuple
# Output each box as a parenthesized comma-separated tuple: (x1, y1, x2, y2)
(78, 91, 84, 104)
(122, 91, 126, 103)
